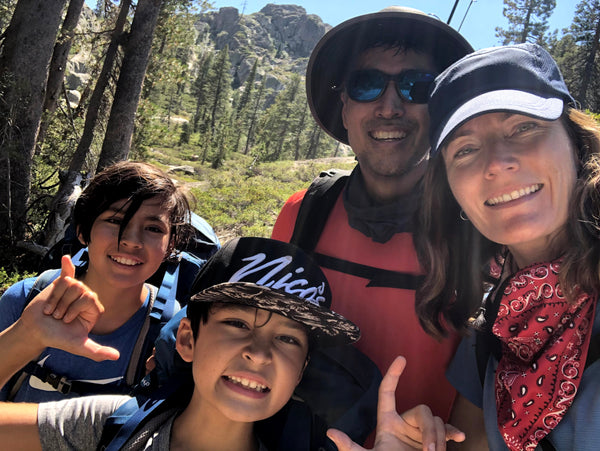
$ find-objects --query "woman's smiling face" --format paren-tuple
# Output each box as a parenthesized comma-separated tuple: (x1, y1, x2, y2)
(442, 112, 577, 266)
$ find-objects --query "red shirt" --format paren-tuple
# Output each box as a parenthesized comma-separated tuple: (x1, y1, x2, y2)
(272, 188, 459, 421)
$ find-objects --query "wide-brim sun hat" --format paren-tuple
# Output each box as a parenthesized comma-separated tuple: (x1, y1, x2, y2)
(429, 43, 576, 155)
(188, 237, 360, 347)
(307, 6, 474, 145)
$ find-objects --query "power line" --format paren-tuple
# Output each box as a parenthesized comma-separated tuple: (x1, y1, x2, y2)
(447, 0, 461, 24)
(458, 0, 477, 32)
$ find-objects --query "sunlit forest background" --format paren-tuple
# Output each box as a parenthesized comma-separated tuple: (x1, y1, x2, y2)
(0, 0, 598, 287)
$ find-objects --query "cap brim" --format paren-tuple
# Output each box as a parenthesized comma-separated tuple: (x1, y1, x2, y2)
(307, 10, 473, 144)
(435, 90, 565, 150)
(190, 282, 360, 346)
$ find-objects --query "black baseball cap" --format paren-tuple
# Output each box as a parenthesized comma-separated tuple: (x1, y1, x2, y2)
(429, 43, 575, 154)
(188, 237, 360, 346)
(307, 6, 473, 144)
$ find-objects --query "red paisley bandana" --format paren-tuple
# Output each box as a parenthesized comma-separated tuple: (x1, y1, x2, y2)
(492, 259, 596, 451)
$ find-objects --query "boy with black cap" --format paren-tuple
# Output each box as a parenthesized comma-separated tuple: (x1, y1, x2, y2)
(0, 237, 463, 450)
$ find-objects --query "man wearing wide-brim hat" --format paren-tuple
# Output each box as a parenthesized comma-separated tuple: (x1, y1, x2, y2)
(272, 5, 473, 441)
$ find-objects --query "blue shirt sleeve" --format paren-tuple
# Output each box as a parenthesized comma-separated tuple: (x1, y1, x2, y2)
(446, 331, 484, 408)
(0, 277, 37, 331)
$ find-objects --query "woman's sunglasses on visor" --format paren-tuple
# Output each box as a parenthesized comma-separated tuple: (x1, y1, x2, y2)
(344, 69, 436, 103)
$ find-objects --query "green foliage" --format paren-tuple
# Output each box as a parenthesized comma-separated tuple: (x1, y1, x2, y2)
(495, 0, 556, 45)
(148, 147, 356, 241)
(0, 0, 16, 34)
(0, 267, 35, 296)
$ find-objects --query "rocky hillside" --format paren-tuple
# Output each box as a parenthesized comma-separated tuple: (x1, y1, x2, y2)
(66, 4, 331, 102)
(195, 4, 331, 90)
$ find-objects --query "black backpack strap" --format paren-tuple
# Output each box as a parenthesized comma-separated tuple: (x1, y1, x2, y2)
(290, 169, 351, 251)
(474, 278, 509, 386)
(290, 169, 423, 290)
(313, 253, 424, 290)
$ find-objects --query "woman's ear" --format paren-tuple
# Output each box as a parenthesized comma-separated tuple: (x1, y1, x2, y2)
(176, 318, 195, 363)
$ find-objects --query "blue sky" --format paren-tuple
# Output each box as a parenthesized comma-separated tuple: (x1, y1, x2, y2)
(205, 0, 580, 50)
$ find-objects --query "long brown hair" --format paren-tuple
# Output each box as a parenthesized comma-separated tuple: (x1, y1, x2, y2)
(414, 108, 600, 338)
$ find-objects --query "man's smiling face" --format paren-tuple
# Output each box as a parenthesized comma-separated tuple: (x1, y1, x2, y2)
(341, 47, 435, 187)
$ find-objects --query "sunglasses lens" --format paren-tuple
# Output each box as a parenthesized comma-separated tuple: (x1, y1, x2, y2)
(397, 72, 436, 103)
(347, 70, 386, 102)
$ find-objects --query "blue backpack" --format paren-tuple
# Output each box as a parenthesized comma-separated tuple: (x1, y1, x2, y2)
(6, 212, 220, 398)
(98, 377, 331, 451)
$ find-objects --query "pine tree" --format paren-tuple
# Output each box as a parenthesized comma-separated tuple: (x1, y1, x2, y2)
(570, 0, 600, 110)
(207, 45, 232, 136)
(191, 52, 214, 133)
(495, 0, 556, 45)
(233, 59, 258, 152)
(254, 74, 303, 161)
(244, 75, 266, 155)
(97, 0, 164, 169)
(0, 0, 67, 240)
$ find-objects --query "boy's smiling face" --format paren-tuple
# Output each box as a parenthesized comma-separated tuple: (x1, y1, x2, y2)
(177, 304, 310, 423)
(81, 196, 171, 290)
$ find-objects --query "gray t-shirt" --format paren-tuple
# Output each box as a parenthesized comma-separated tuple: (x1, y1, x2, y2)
(37, 394, 268, 451)
(38, 395, 129, 450)
(37, 394, 176, 451)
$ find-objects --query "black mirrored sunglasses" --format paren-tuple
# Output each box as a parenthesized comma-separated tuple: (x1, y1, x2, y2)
(345, 69, 437, 104)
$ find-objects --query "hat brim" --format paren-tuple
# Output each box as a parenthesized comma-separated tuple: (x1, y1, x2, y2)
(307, 9, 473, 144)
(434, 90, 565, 150)
(190, 282, 360, 347)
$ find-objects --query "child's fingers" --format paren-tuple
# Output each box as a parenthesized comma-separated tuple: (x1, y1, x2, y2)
(45, 280, 91, 319)
(326, 428, 365, 451)
(79, 338, 120, 362)
(42, 255, 78, 315)
(61, 291, 104, 328)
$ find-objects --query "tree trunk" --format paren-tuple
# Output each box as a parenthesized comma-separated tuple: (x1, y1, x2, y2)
(36, 0, 85, 150)
(97, 0, 162, 170)
(0, 0, 67, 240)
(71, 0, 131, 173)
(293, 104, 308, 160)
(44, 0, 85, 114)
(520, 3, 533, 43)
(244, 78, 265, 155)
(40, 0, 131, 247)
(578, 8, 600, 109)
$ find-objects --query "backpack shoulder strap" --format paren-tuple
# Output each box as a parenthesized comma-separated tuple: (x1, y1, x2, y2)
(25, 269, 62, 303)
(585, 332, 600, 370)
(288, 169, 423, 291)
(474, 279, 507, 386)
(98, 379, 191, 451)
(290, 169, 350, 251)
(125, 269, 178, 387)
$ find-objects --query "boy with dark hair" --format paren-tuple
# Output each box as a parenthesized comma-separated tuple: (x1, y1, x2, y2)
(0, 237, 463, 450)
(0, 161, 197, 401)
